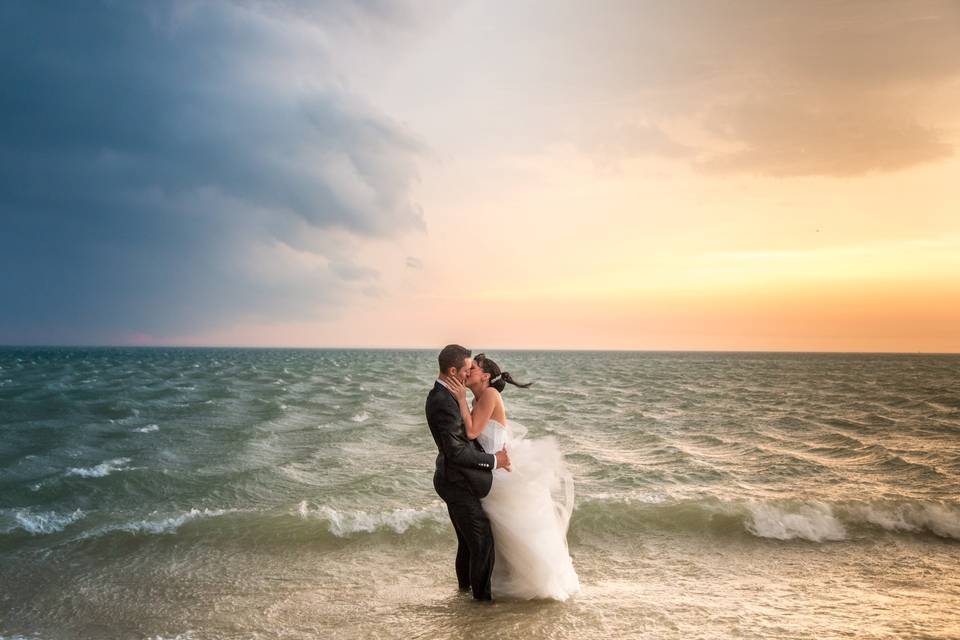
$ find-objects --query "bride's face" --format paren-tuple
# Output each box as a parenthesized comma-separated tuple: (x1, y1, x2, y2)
(466, 361, 488, 387)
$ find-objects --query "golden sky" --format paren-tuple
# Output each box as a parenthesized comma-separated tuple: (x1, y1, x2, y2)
(166, 1, 960, 352)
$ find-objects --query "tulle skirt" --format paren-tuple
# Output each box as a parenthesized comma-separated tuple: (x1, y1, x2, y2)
(481, 421, 580, 601)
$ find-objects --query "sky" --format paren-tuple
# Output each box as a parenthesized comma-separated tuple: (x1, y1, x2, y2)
(2, 0, 959, 352)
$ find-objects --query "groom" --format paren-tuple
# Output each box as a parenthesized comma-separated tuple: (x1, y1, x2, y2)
(425, 344, 511, 601)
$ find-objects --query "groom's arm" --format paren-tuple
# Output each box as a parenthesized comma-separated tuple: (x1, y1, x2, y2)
(434, 398, 497, 471)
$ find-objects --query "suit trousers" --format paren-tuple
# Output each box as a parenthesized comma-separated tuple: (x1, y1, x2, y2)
(434, 472, 494, 601)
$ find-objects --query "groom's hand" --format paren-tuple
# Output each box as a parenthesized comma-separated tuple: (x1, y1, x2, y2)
(495, 448, 511, 472)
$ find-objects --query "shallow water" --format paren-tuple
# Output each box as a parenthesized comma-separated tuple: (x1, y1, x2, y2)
(1, 347, 958, 639)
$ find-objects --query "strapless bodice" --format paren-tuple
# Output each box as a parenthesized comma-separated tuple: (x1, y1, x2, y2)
(476, 418, 508, 455)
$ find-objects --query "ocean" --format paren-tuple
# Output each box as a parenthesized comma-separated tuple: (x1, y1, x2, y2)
(1, 347, 958, 639)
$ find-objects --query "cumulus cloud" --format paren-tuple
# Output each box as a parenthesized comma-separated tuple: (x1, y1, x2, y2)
(0, 1, 425, 343)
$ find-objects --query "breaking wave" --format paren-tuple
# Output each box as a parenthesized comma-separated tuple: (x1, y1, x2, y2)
(3, 498, 957, 548)
(7, 508, 86, 534)
(573, 496, 960, 543)
(296, 501, 447, 537)
(65, 457, 132, 478)
(78, 508, 238, 538)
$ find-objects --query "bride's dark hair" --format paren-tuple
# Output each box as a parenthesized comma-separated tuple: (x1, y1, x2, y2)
(473, 353, 533, 393)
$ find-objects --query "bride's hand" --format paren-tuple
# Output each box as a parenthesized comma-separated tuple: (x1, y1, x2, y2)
(443, 374, 468, 403)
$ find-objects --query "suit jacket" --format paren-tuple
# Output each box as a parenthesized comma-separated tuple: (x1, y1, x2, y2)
(425, 380, 496, 498)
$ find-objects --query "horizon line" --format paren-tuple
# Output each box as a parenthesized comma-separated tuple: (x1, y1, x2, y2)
(1, 343, 958, 356)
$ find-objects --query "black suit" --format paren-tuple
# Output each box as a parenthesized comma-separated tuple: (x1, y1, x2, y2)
(425, 380, 497, 600)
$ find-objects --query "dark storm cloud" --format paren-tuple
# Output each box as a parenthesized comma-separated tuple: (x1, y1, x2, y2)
(0, 1, 424, 343)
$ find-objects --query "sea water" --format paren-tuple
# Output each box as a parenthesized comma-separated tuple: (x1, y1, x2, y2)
(1, 347, 958, 639)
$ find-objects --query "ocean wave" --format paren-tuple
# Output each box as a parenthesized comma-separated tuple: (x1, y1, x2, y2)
(350, 411, 370, 423)
(573, 496, 960, 543)
(744, 501, 846, 541)
(4, 504, 448, 544)
(65, 457, 132, 477)
(296, 501, 446, 537)
(134, 424, 160, 433)
(10, 499, 956, 546)
(8, 508, 85, 534)
(79, 508, 238, 538)
(844, 501, 960, 539)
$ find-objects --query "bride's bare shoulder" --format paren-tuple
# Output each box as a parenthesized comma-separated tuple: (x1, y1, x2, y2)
(481, 387, 506, 424)
(483, 387, 505, 406)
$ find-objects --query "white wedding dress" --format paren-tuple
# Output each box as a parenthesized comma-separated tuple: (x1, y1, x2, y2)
(477, 418, 580, 601)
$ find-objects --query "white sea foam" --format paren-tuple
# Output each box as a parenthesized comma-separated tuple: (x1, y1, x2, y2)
(591, 492, 666, 504)
(134, 424, 160, 433)
(13, 508, 85, 534)
(297, 501, 446, 536)
(744, 501, 847, 542)
(65, 457, 132, 478)
(146, 630, 196, 639)
(350, 412, 370, 423)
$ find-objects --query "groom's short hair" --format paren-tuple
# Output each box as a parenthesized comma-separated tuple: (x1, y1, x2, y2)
(438, 344, 471, 374)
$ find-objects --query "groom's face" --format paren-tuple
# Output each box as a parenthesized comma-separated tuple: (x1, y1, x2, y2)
(452, 357, 473, 383)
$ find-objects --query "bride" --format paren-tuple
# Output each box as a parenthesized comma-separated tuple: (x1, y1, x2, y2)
(442, 353, 580, 601)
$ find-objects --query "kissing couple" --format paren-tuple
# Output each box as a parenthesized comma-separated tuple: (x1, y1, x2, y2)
(425, 345, 579, 601)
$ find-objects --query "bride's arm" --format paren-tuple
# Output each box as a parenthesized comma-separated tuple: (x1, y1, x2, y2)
(444, 378, 497, 440)
(464, 389, 497, 440)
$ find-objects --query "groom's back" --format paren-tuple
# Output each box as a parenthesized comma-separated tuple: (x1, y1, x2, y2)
(424, 384, 451, 469)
